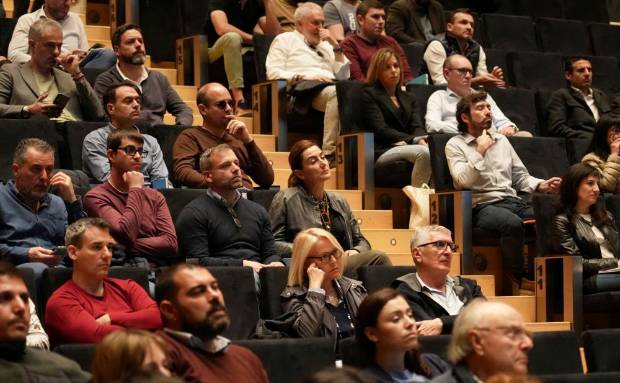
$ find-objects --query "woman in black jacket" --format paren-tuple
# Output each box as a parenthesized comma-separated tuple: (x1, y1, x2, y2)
(552, 163, 620, 293)
(361, 48, 431, 187)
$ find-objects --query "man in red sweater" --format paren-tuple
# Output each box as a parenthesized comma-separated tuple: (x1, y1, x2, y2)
(45, 218, 162, 346)
(156, 263, 268, 382)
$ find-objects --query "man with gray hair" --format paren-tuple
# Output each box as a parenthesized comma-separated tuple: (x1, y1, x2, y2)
(430, 299, 533, 382)
(266, 1, 350, 166)
(0, 18, 103, 120)
(391, 225, 484, 335)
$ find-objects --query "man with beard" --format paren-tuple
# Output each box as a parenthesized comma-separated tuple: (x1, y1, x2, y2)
(445, 92, 561, 294)
(0, 261, 91, 381)
(94, 24, 193, 127)
(385, 0, 445, 44)
(156, 263, 268, 382)
(45, 218, 162, 346)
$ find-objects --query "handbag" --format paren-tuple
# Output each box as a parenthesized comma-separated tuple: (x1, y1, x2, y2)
(286, 78, 333, 115)
(402, 184, 434, 229)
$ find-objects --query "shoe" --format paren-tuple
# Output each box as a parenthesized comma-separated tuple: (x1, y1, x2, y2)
(235, 100, 252, 117)
(510, 277, 535, 296)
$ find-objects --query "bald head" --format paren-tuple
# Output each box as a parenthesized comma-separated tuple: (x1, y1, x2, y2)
(196, 83, 229, 106)
(443, 54, 473, 94)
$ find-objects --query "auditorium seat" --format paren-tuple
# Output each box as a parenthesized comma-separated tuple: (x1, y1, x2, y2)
(336, 80, 366, 134)
(400, 42, 425, 78)
(409, 84, 445, 123)
(535, 17, 592, 56)
(61, 121, 108, 172)
(528, 331, 582, 375)
(588, 23, 620, 60)
(521, 0, 564, 18)
(508, 136, 570, 180)
(53, 344, 97, 372)
(358, 265, 416, 293)
(484, 48, 510, 86)
(487, 88, 538, 135)
(582, 329, 620, 373)
(565, 138, 591, 165)
(157, 188, 204, 226)
(508, 51, 564, 90)
(588, 55, 620, 93)
(535, 90, 554, 136)
(258, 266, 288, 320)
(253, 34, 276, 83)
(482, 14, 538, 52)
(539, 373, 620, 383)
(0, 18, 17, 56)
(564, 1, 609, 23)
(145, 124, 191, 186)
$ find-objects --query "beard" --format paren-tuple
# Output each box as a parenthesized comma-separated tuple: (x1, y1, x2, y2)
(0, 340, 26, 361)
(120, 52, 146, 65)
(181, 302, 230, 340)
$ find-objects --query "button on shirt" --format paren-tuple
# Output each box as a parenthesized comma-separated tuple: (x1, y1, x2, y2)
(415, 274, 464, 315)
(445, 131, 542, 207)
(573, 87, 600, 122)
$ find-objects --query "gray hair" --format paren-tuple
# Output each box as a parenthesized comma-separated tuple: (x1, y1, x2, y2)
(199, 144, 233, 172)
(13, 138, 54, 166)
(294, 2, 323, 23)
(28, 18, 62, 41)
(65, 218, 110, 248)
(410, 225, 452, 251)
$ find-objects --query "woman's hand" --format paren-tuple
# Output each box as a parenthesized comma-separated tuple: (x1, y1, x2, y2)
(611, 139, 620, 155)
(307, 263, 325, 289)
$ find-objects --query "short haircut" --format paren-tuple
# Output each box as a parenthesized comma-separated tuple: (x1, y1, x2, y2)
(199, 143, 233, 172)
(155, 263, 203, 304)
(28, 18, 61, 41)
(294, 2, 322, 23)
(366, 47, 404, 87)
(112, 23, 142, 48)
(449, 8, 474, 23)
(442, 54, 469, 70)
(410, 225, 452, 251)
(564, 56, 591, 73)
(102, 81, 142, 116)
(196, 82, 223, 107)
(13, 138, 54, 166)
(455, 91, 488, 133)
(287, 228, 345, 287)
(356, 0, 384, 17)
(65, 218, 111, 248)
(107, 129, 144, 151)
(0, 261, 25, 284)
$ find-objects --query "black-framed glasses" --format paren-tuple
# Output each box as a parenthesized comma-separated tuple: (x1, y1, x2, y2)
(212, 100, 235, 110)
(116, 145, 144, 157)
(448, 67, 473, 76)
(475, 325, 532, 341)
(418, 240, 458, 252)
(307, 250, 342, 263)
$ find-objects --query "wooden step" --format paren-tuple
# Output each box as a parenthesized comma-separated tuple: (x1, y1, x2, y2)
(364, 229, 414, 254)
(151, 68, 177, 85)
(85, 25, 110, 40)
(186, 100, 199, 114)
(264, 151, 289, 169)
(462, 275, 495, 297)
(173, 85, 198, 101)
(163, 113, 199, 126)
(253, 134, 276, 152)
(386, 252, 461, 278)
(352, 210, 392, 230)
(525, 322, 571, 333)
(333, 190, 362, 210)
(272, 169, 337, 190)
(488, 296, 535, 322)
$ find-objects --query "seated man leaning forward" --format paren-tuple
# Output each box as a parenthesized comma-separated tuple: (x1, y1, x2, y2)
(392, 225, 484, 336)
(156, 264, 269, 382)
(45, 218, 162, 346)
(176, 144, 284, 272)
(84, 129, 179, 269)
(0, 138, 86, 276)
(83, 81, 170, 185)
(172, 82, 273, 189)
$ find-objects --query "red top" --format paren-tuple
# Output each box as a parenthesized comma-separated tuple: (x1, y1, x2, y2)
(45, 278, 162, 346)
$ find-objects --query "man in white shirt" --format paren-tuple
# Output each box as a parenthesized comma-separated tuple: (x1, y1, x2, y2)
(266, 2, 350, 166)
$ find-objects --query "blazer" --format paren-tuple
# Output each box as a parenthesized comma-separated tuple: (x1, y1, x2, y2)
(385, 0, 446, 44)
(0, 62, 103, 120)
(429, 364, 478, 383)
(361, 84, 427, 158)
(547, 87, 611, 139)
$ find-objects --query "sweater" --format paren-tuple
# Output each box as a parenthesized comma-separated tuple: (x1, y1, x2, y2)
(45, 278, 162, 346)
(582, 152, 620, 194)
(83, 183, 178, 266)
(341, 33, 413, 82)
(0, 347, 91, 383)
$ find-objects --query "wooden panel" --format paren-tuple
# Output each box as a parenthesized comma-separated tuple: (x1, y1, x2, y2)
(85, 25, 110, 40)
(163, 113, 200, 126)
(331, 190, 362, 210)
(363, 229, 414, 254)
(172, 85, 197, 101)
(462, 274, 495, 297)
(488, 296, 536, 322)
(524, 321, 572, 333)
(263, 151, 289, 169)
(387, 253, 412, 266)
(253, 135, 276, 152)
(186, 101, 199, 114)
(88, 39, 112, 48)
(151, 68, 177, 85)
(352, 210, 392, 230)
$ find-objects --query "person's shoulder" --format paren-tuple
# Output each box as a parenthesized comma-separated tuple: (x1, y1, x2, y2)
(24, 347, 86, 370)
(83, 126, 109, 141)
(94, 66, 120, 85)
(0, 61, 20, 74)
(47, 279, 80, 302)
(66, 11, 85, 25)
(84, 182, 109, 196)
(550, 87, 571, 98)
(176, 126, 203, 140)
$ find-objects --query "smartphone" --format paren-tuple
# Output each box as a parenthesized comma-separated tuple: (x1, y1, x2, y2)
(53, 246, 68, 260)
(53, 94, 70, 109)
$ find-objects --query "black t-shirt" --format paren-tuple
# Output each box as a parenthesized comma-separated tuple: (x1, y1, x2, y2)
(205, 0, 265, 46)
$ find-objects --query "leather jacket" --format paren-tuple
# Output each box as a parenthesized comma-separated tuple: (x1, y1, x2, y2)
(552, 212, 620, 277)
(269, 186, 371, 257)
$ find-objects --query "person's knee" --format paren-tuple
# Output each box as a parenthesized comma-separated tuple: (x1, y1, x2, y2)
(501, 215, 524, 236)
(219, 32, 243, 49)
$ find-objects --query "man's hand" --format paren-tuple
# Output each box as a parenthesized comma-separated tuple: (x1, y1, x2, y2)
(123, 171, 144, 189)
(59, 53, 82, 76)
(491, 66, 504, 80)
(226, 118, 252, 144)
(393, 141, 407, 146)
(475, 129, 495, 155)
(473, 73, 506, 89)
(416, 318, 443, 336)
(27, 247, 60, 266)
(243, 260, 265, 273)
(343, 249, 359, 257)
(418, 138, 428, 146)
(499, 126, 516, 137)
(95, 313, 111, 325)
(538, 177, 562, 194)
(307, 263, 325, 289)
(319, 28, 338, 47)
(27, 93, 62, 118)
(71, 49, 88, 60)
(50, 171, 76, 203)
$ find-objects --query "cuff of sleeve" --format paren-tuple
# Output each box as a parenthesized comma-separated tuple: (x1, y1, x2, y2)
(66, 197, 87, 221)
(308, 288, 325, 295)
(471, 155, 486, 171)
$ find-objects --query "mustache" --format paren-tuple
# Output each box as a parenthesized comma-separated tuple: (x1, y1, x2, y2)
(207, 300, 227, 316)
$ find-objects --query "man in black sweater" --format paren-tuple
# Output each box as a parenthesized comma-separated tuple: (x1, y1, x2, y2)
(176, 144, 284, 272)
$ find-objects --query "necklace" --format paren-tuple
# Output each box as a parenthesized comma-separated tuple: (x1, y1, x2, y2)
(328, 280, 355, 340)
(317, 193, 332, 231)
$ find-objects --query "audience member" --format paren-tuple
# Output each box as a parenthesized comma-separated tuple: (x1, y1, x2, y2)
(83, 82, 169, 184)
(84, 129, 178, 269)
(45, 218, 162, 345)
(301, 366, 373, 383)
(361, 48, 431, 187)
(446, 92, 561, 294)
(0, 19, 103, 121)
(7, 0, 116, 71)
(386, 0, 446, 44)
(323, 0, 359, 43)
(356, 288, 448, 381)
(264, 0, 301, 33)
(0, 261, 91, 382)
(392, 226, 484, 335)
(430, 300, 533, 383)
(552, 163, 620, 294)
(172, 82, 273, 189)
(548, 57, 611, 139)
(582, 119, 620, 193)
(341, 0, 413, 82)
(281, 228, 367, 340)
(266, 2, 350, 166)
(156, 264, 269, 382)
(426, 55, 526, 136)
(421, 8, 504, 88)
(176, 144, 283, 271)
(269, 140, 390, 278)
(0, 138, 86, 276)
(91, 329, 172, 383)
(26, 298, 49, 350)
(94, 24, 192, 126)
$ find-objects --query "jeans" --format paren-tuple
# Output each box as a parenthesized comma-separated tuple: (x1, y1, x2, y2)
(375, 144, 432, 187)
(79, 48, 117, 72)
(584, 273, 620, 294)
(208, 32, 246, 89)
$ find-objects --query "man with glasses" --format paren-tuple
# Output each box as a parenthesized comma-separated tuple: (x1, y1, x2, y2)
(176, 144, 284, 273)
(84, 129, 179, 271)
(83, 81, 170, 185)
(392, 225, 484, 335)
(172, 82, 273, 189)
(425, 55, 524, 136)
(431, 300, 533, 382)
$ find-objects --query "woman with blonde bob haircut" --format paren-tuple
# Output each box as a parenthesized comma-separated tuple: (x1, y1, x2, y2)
(91, 329, 172, 383)
(281, 228, 367, 341)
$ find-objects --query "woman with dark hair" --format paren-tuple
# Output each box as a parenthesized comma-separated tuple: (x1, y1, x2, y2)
(582, 119, 620, 193)
(356, 288, 447, 382)
(552, 163, 620, 293)
(361, 47, 431, 188)
(269, 139, 390, 278)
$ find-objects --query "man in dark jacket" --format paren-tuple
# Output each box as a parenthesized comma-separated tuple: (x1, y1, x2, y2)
(392, 225, 484, 335)
(386, 0, 446, 44)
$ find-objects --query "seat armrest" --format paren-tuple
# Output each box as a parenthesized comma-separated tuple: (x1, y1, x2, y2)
(336, 132, 375, 209)
(252, 80, 288, 151)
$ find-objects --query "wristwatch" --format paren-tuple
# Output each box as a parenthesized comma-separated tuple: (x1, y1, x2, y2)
(21, 105, 31, 118)
(333, 46, 343, 53)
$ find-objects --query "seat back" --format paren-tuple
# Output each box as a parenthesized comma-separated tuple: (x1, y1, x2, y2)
(536, 17, 592, 55)
(564, 1, 609, 23)
(61, 121, 108, 171)
(532, 193, 562, 256)
(419, 334, 451, 361)
(18, 268, 39, 315)
(146, 124, 191, 186)
(535, 89, 554, 136)
(358, 266, 416, 293)
(337, 80, 367, 134)
(604, 195, 620, 233)
(253, 34, 276, 83)
(427, 133, 457, 192)
(53, 343, 97, 372)
(508, 51, 565, 90)
(508, 136, 570, 180)
(482, 14, 538, 52)
(484, 48, 510, 86)
(206, 266, 259, 339)
(258, 266, 289, 319)
(529, 331, 583, 374)
(339, 337, 371, 368)
(589, 55, 620, 93)
(487, 88, 538, 135)
(235, 338, 336, 383)
(400, 42, 425, 77)
(0, 18, 17, 56)
(522, 0, 565, 18)
(247, 188, 280, 211)
(158, 188, 205, 227)
(566, 138, 591, 165)
(588, 23, 620, 60)
(582, 329, 620, 373)
(408, 84, 446, 127)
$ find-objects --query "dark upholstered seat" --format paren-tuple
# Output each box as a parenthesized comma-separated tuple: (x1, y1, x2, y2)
(536, 17, 592, 55)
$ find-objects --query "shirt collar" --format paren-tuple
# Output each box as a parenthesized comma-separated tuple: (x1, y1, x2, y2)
(461, 130, 497, 144)
(164, 328, 231, 354)
(7, 180, 50, 211)
(415, 273, 453, 294)
(207, 188, 241, 208)
(116, 63, 149, 85)
(572, 86, 593, 97)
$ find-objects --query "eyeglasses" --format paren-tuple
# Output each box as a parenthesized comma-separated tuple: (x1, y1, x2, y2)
(417, 240, 458, 252)
(448, 67, 473, 76)
(116, 145, 144, 157)
(475, 325, 532, 342)
(307, 250, 342, 263)
(211, 100, 235, 110)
